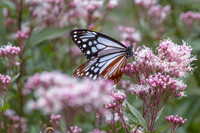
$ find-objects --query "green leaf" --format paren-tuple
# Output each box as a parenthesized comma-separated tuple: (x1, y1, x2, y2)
(3, 101, 10, 111)
(155, 124, 172, 133)
(0, 0, 15, 10)
(27, 27, 73, 46)
(130, 121, 139, 131)
(11, 73, 20, 83)
(127, 101, 147, 129)
(190, 39, 200, 51)
(155, 108, 163, 123)
(125, 113, 138, 123)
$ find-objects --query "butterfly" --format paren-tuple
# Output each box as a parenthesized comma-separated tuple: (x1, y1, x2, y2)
(70, 29, 134, 83)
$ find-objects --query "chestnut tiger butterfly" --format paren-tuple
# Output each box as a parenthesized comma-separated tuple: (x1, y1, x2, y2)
(70, 29, 134, 83)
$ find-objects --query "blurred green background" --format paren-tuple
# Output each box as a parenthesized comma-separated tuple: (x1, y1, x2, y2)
(0, 0, 200, 132)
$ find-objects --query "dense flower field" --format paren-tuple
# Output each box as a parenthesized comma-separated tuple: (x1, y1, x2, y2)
(0, 0, 200, 133)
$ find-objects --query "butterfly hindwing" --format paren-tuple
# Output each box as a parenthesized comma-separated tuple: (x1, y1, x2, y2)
(70, 29, 126, 59)
(73, 52, 129, 83)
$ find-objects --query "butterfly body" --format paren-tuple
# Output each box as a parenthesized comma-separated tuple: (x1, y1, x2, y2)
(70, 29, 133, 83)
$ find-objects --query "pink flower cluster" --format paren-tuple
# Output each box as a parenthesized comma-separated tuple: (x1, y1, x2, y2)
(25, 71, 113, 114)
(0, 74, 11, 90)
(180, 11, 200, 26)
(3, 8, 16, 27)
(70, 45, 82, 58)
(148, 4, 171, 25)
(50, 114, 61, 131)
(132, 73, 186, 97)
(68, 0, 119, 26)
(88, 129, 106, 133)
(166, 115, 187, 126)
(107, 0, 119, 9)
(105, 91, 129, 132)
(105, 91, 126, 109)
(4, 110, 27, 133)
(16, 30, 29, 40)
(134, 0, 156, 8)
(135, 0, 171, 39)
(166, 115, 187, 133)
(119, 26, 141, 43)
(67, 126, 82, 133)
(121, 39, 195, 131)
(26, 0, 68, 28)
(0, 43, 21, 58)
(122, 39, 196, 79)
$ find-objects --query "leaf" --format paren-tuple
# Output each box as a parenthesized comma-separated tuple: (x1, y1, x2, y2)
(126, 101, 147, 129)
(27, 27, 73, 46)
(155, 108, 163, 123)
(3, 101, 10, 111)
(0, 0, 15, 10)
(11, 73, 20, 83)
(130, 121, 139, 131)
(190, 39, 200, 51)
(155, 124, 172, 133)
(125, 113, 138, 123)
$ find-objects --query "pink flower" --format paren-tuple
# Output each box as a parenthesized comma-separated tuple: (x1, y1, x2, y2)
(4, 111, 27, 133)
(180, 11, 200, 26)
(70, 45, 82, 57)
(16, 30, 29, 40)
(166, 115, 187, 133)
(107, 0, 119, 9)
(88, 129, 106, 133)
(134, 0, 157, 8)
(0, 43, 21, 58)
(119, 25, 141, 43)
(122, 39, 196, 78)
(0, 74, 11, 90)
(50, 114, 61, 130)
(148, 4, 171, 25)
(67, 126, 82, 133)
(121, 39, 195, 131)
(26, 0, 67, 28)
(25, 72, 113, 114)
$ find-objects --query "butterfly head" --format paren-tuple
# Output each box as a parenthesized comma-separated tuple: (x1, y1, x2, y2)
(125, 45, 134, 58)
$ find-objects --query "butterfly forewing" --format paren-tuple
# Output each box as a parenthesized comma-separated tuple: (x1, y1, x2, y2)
(70, 29, 126, 59)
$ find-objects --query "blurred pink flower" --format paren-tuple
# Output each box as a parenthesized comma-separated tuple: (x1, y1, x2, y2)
(67, 126, 82, 133)
(26, 0, 68, 28)
(0, 74, 11, 90)
(70, 45, 82, 57)
(16, 30, 29, 40)
(119, 25, 141, 43)
(5, 110, 27, 133)
(107, 0, 119, 9)
(50, 114, 61, 131)
(25, 71, 113, 114)
(180, 11, 200, 26)
(88, 129, 106, 133)
(148, 4, 171, 26)
(134, 0, 157, 8)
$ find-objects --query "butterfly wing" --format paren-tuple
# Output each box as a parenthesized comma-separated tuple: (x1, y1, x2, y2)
(70, 29, 126, 59)
(73, 52, 130, 83)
